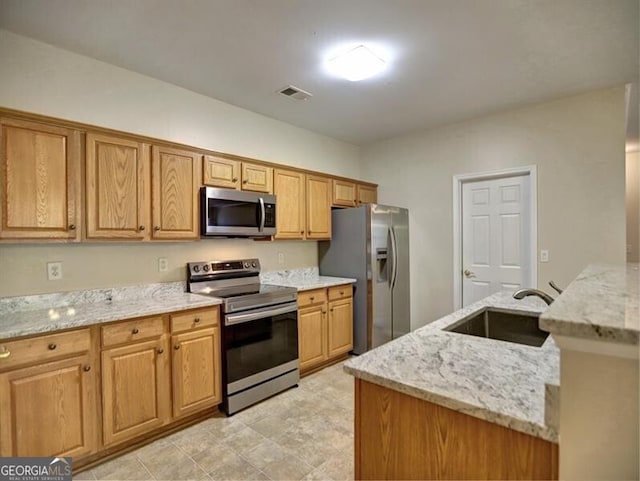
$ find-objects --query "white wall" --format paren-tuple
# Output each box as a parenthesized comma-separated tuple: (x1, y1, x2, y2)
(626, 151, 640, 262)
(0, 29, 361, 297)
(361, 88, 626, 327)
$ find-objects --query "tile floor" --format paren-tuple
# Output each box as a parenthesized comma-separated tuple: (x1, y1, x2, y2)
(75, 361, 354, 481)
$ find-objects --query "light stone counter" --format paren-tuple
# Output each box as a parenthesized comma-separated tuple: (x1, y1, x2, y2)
(540, 263, 639, 345)
(261, 267, 356, 291)
(0, 282, 222, 340)
(344, 291, 560, 442)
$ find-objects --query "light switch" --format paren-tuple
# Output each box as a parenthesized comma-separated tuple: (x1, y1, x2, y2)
(540, 250, 549, 263)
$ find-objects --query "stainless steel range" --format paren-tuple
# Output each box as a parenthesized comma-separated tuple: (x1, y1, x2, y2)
(187, 258, 299, 415)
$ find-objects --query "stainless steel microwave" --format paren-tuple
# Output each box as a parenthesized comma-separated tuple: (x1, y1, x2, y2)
(200, 187, 276, 237)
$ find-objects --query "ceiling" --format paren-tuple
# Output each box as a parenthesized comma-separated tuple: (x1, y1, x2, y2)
(0, 0, 638, 145)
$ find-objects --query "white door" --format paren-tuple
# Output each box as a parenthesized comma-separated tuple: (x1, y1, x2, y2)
(461, 174, 532, 306)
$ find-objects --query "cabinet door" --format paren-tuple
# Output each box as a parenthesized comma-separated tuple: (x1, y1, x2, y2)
(101, 338, 170, 447)
(298, 305, 327, 371)
(0, 118, 81, 240)
(332, 179, 357, 207)
(306, 174, 331, 239)
(203, 155, 240, 189)
(357, 184, 377, 205)
(0, 354, 96, 458)
(151, 145, 201, 240)
(86, 133, 150, 239)
(328, 297, 354, 358)
(274, 169, 306, 240)
(241, 162, 273, 193)
(172, 327, 221, 418)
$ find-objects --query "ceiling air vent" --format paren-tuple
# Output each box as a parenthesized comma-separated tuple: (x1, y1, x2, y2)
(278, 85, 313, 101)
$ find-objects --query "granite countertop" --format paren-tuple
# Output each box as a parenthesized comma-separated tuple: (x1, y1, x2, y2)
(0, 282, 222, 340)
(261, 267, 356, 291)
(344, 292, 560, 442)
(540, 263, 639, 345)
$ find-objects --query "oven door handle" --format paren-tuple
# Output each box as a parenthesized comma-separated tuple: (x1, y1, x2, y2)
(225, 302, 297, 326)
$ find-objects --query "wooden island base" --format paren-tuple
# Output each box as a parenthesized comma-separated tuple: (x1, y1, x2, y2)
(354, 379, 558, 480)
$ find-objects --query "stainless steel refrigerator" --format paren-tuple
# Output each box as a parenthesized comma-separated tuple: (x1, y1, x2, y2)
(319, 204, 410, 354)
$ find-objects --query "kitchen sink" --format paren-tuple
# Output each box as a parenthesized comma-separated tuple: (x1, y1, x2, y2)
(444, 308, 549, 347)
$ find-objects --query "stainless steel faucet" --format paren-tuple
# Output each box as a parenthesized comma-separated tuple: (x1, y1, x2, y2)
(513, 288, 555, 305)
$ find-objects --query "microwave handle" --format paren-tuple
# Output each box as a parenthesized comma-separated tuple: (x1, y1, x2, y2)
(258, 197, 265, 232)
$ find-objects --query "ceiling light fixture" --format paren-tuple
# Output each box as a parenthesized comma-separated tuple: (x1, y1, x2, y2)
(326, 45, 386, 82)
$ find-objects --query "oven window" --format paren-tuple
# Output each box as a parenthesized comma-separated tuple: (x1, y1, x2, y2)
(224, 310, 298, 384)
(208, 198, 259, 227)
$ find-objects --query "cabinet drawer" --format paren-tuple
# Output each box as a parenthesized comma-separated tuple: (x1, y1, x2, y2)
(328, 285, 353, 301)
(0, 328, 90, 371)
(297, 288, 327, 308)
(170, 308, 219, 333)
(102, 316, 164, 347)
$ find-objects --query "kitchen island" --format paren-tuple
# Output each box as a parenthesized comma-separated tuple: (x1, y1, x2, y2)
(344, 291, 558, 480)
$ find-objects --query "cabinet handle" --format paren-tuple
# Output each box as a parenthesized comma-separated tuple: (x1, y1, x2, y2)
(131, 328, 139, 334)
(69, 224, 76, 230)
(48, 343, 57, 350)
(157, 348, 164, 354)
(194, 317, 200, 323)
(154, 226, 160, 231)
(0, 348, 10, 359)
(232, 177, 238, 182)
(174, 344, 181, 350)
(83, 365, 91, 372)
(139, 225, 145, 231)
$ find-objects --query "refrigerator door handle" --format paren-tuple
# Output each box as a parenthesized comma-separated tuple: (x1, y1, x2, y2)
(389, 226, 398, 290)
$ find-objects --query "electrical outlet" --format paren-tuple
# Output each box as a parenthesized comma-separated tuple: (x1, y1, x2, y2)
(47, 262, 63, 280)
(158, 258, 169, 272)
(278, 252, 285, 265)
(540, 250, 549, 263)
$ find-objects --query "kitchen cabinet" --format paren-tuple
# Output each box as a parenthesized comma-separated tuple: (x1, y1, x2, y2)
(101, 318, 170, 447)
(332, 179, 357, 207)
(297, 285, 353, 373)
(204, 155, 273, 193)
(170, 308, 221, 418)
(275, 169, 331, 240)
(357, 184, 377, 205)
(0, 329, 96, 458)
(86, 132, 150, 240)
(0, 117, 81, 240)
(151, 145, 201, 240)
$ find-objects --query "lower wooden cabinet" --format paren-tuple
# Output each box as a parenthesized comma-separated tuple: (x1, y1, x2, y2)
(298, 284, 353, 373)
(101, 337, 171, 447)
(172, 327, 221, 418)
(0, 353, 96, 457)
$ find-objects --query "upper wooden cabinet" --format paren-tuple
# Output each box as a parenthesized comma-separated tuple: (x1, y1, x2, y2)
(85, 133, 150, 240)
(0, 118, 81, 240)
(306, 175, 331, 240)
(357, 184, 377, 205)
(151, 145, 201, 240)
(274, 169, 306, 240)
(332, 179, 357, 207)
(275, 170, 331, 240)
(204, 155, 273, 193)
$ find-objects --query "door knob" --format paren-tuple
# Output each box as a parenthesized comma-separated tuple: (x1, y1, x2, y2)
(463, 269, 476, 278)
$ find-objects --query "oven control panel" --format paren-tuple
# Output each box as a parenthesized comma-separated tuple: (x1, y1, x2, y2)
(187, 258, 260, 278)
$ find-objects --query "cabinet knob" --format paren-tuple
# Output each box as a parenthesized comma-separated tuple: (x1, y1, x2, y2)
(232, 177, 238, 182)
(83, 365, 91, 372)
(0, 348, 11, 359)
(243, 180, 248, 184)
(154, 226, 160, 231)
(330, 308, 334, 312)
(300, 231, 304, 235)
(139, 225, 145, 231)
(131, 328, 139, 334)
(322, 310, 326, 314)
(69, 224, 76, 230)
(157, 348, 164, 354)
(174, 344, 181, 350)
(340, 291, 344, 295)
(194, 317, 200, 323)
(310, 296, 315, 301)
(48, 343, 57, 350)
